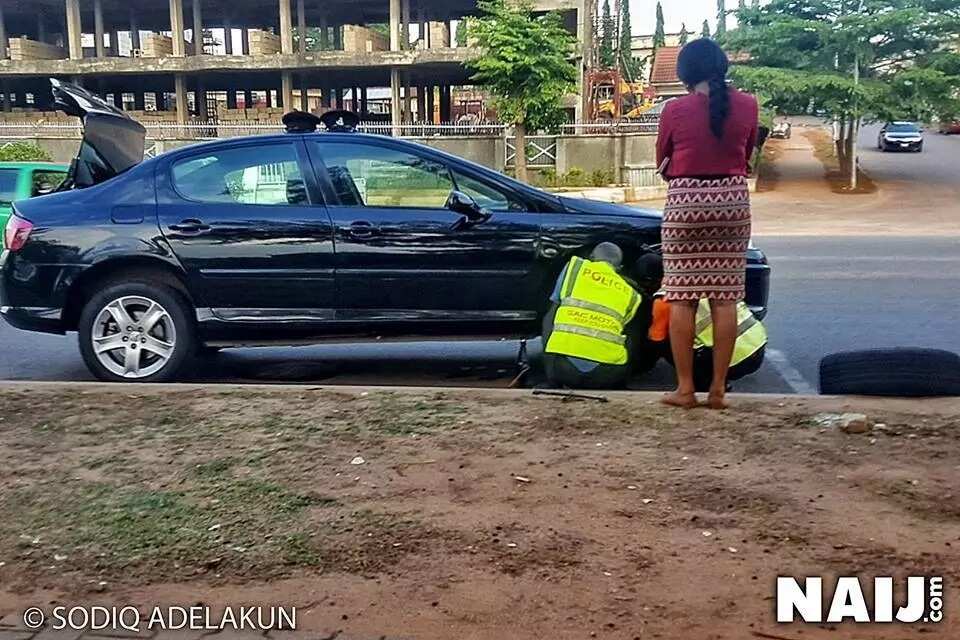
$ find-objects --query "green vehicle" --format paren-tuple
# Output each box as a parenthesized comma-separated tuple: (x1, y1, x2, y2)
(0, 162, 70, 230)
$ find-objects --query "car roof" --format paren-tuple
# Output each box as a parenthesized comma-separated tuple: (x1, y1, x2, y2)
(0, 161, 69, 170)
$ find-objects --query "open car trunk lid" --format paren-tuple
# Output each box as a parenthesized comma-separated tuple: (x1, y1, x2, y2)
(51, 78, 146, 189)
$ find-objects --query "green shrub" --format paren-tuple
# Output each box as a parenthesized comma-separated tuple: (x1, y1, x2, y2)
(589, 169, 614, 187)
(561, 168, 585, 187)
(0, 142, 53, 162)
(536, 167, 559, 188)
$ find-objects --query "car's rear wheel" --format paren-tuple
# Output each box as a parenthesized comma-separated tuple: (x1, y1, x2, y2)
(78, 282, 195, 382)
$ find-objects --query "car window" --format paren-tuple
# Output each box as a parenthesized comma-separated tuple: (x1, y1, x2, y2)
(313, 141, 453, 208)
(171, 144, 307, 206)
(451, 169, 523, 212)
(886, 123, 920, 133)
(31, 170, 67, 196)
(0, 169, 18, 205)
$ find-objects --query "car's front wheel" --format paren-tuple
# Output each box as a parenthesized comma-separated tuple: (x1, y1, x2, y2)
(78, 281, 195, 382)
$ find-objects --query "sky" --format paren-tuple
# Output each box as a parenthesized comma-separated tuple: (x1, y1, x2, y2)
(630, 0, 724, 35)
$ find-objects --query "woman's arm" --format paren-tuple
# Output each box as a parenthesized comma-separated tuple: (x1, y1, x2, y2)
(744, 97, 760, 168)
(656, 104, 674, 169)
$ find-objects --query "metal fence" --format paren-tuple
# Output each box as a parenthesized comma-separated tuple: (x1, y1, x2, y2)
(0, 117, 658, 141)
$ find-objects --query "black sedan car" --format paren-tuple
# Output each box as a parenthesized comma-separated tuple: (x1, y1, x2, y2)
(1, 81, 770, 382)
(877, 121, 924, 152)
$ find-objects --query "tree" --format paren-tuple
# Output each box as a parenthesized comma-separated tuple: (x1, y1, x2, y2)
(599, 0, 616, 67)
(0, 142, 52, 162)
(701, 19, 711, 38)
(619, 0, 640, 79)
(653, 2, 666, 49)
(716, 0, 727, 37)
(455, 18, 471, 46)
(679, 22, 690, 45)
(469, 0, 578, 182)
(726, 0, 960, 183)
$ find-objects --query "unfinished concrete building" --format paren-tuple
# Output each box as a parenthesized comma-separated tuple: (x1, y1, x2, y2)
(0, 0, 591, 128)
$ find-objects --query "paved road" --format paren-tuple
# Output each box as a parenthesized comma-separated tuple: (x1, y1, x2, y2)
(3, 235, 957, 394)
(859, 122, 960, 190)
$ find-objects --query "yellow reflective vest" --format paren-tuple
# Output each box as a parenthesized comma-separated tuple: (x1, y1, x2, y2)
(545, 257, 642, 365)
(694, 299, 767, 366)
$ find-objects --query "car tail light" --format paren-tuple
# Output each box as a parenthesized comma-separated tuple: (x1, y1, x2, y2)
(3, 212, 34, 252)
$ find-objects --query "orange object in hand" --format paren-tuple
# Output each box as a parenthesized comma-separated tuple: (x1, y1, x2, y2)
(648, 297, 671, 342)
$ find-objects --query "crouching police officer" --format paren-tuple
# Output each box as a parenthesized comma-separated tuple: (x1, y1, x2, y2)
(542, 243, 642, 389)
(648, 293, 767, 391)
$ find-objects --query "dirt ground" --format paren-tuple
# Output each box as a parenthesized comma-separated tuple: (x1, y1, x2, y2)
(0, 384, 957, 639)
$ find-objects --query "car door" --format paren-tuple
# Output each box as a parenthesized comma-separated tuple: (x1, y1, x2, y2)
(304, 138, 541, 329)
(156, 138, 336, 318)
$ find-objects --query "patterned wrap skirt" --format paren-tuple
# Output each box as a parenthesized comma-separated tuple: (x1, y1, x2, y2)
(661, 175, 752, 302)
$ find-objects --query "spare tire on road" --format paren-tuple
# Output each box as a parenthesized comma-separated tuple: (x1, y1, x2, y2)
(819, 348, 960, 397)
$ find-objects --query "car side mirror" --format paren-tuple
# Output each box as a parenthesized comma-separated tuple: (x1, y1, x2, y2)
(446, 190, 491, 225)
(34, 183, 56, 196)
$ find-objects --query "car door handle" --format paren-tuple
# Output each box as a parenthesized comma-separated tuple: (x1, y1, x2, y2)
(345, 221, 378, 238)
(169, 219, 211, 234)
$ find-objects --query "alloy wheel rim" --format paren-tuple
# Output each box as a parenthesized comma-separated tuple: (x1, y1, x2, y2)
(91, 295, 176, 379)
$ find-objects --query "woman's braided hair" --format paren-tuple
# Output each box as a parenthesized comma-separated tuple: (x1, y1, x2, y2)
(676, 38, 731, 139)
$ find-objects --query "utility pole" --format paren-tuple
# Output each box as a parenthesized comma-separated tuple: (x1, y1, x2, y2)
(849, 0, 864, 191)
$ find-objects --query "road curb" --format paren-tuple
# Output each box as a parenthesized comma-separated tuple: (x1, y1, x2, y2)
(0, 380, 956, 413)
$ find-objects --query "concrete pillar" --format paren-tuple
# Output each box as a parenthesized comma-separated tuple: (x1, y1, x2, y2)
(1, 81, 11, 112)
(279, 0, 294, 55)
(439, 84, 451, 122)
(112, 92, 124, 109)
(244, 89, 253, 107)
(223, 18, 233, 54)
(265, 90, 273, 108)
(426, 85, 435, 123)
(37, 12, 48, 44)
(401, 0, 411, 50)
(351, 87, 358, 112)
(403, 73, 413, 123)
(389, 0, 401, 51)
(417, 3, 427, 49)
(65, 0, 83, 60)
(332, 25, 342, 50)
(0, 5, 7, 60)
(300, 76, 309, 111)
(192, 0, 203, 55)
(417, 86, 426, 122)
(297, 0, 306, 55)
(390, 68, 402, 135)
(281, 72, 294, 111)
(134, 92, 145, 110)
(335, 88, 344, 110)
(174, 74, 189, 124)
(129, 10, 141, 53)
(226, 90, 237, 109)
(154, 91, 166, 110)
(319, 15, 328, 50)
(110, 30, 120, 56)
(241, 28, 250, 55)
(94, 0, 106, 57)
(360, 87, 368, 117)
(196, 80, 208, 120)
(169, 0, 186, 57)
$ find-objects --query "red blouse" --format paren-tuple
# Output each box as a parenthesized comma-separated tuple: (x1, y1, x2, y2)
(655, 88, 759, 178)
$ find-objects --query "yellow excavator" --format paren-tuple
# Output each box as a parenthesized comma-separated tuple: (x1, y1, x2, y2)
(589, 69, 657, 120)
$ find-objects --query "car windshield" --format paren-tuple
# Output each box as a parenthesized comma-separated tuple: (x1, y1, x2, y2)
(0, 169, 19, 206)
(887, 123, 920, 133)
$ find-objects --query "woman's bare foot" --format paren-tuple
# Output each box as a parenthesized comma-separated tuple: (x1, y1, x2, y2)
(705, 391, 729, 410)
(661, 391, 698, 409)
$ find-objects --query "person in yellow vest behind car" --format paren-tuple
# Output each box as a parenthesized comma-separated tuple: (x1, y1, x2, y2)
(542, 243, 642, 389)
(649, 292, 767, 393)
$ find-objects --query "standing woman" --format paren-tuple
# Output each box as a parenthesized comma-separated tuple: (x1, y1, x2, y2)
(656, 39, 759, 410)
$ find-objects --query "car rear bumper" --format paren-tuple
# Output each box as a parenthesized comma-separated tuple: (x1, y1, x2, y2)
(0, 251, 71, 334)
(0, 305, 65, 334)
